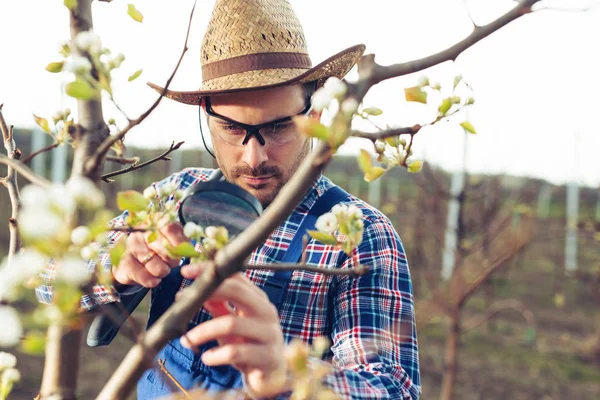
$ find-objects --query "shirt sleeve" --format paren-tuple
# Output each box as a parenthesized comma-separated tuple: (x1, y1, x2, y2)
(317, 217, 421, 399)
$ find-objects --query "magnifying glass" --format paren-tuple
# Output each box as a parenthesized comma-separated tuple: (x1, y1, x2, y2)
(87, 170, 262, 347)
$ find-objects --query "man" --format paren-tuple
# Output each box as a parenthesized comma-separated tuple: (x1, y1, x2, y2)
(76, 0, 421, 398)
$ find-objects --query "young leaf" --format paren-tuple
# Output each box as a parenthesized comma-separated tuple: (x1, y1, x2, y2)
(364, 166, 386, 182)
(128, 69, 143, 82)
(362, 107, 383, 116)
(358, 149, 373, 174)
(65, 79, 97, 100)
(307, 230, 338, 246)
(408, 160, 423, 173)
(117, 190, 150, 212)
(127, 4, 144, 23)
(453, 75, 463, 89)
(21, 332, 47, 355)
(64, 0, 78, 10)
(293, 116, 329, 141)
(110, 238, 127, 268)
(438, 98, 452, 115)
(33, 114, 51, 134)
(404, 86, 428, 104)
(166, 242, 200, 258)
(46, 61, 64, 73)
(460, 121, 476, 134)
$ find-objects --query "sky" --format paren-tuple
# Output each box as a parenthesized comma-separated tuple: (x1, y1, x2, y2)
(0, 0, 599, 187)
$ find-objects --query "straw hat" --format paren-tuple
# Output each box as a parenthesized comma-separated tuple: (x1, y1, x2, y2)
(148, 0, 365, 105)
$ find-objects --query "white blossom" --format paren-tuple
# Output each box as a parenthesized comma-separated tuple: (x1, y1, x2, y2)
(347, 205, 363, 219)
(57, 256, 91, 285)
(0, 352, 17, 370)
(323, 77, 347, 98)
(331, 204, 348, 219)
(160, 182, 177, 197)
(20, 185, 51, 209)
(311, 88, 334, 112)
(64, 56, 92, 74)
(143, 186, 156, 200)
(315, 213, 338, 234)
(66, 176, 105, 209)
(375, 140, 386, 153)
(75, 30, 102, 54)
(0, 307, 23, 347)
(164, 200, 176, 211)
(80, 243, 100, 261)
(48, 184, 77, 215)
(1, 368, 21, 385)
(341, 98, 359, 115)
(204, 226, 218, 239)
(19, 208, 63, 241)
(71, 226, 91, 246)
(183, 222, 203, 239)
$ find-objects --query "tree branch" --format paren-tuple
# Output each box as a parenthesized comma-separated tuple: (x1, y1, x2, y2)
(84, 0, 196, 176)
(20, 142, 60, 164)
(461, 298, 535, 333)
(101, 141, 184, 182)
(105, 155, 140, 165)
(245, 262, 369, 277)
(0, 106, 22, 261)
(0, 154, 52, 188)
(350, 125, 421, 141)
(357, 0, 539, 87)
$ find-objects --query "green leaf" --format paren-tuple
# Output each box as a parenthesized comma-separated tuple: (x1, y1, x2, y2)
(166, 242, 200, 258)
(408, 160, 423, 173)
(438, 98, 452, 115)
(65, 79, 97, 100)
(364, 166, 386, 182)
(362, 107, 382, 116)
(33, 114, 51, 134)
(110, 238, 127, 267)
(117, 190, 150, 212)
(64, 0, 78, 10)
(46, 61, 64, 73)
(293, 116, 330, 141)
(358, 149, 373, 174)
(147, 231, 158, 243)
(127, 4, 144, 23)
(453, 75, 463, 89)
(20, 332, 47, 355)
(128, 69, 143, 82)
(307, 230, 338, 246)
(404, 86, 428, 104)
(460, 121, 476, 134)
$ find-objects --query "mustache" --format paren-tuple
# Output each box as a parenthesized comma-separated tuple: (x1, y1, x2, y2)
(231, 164, 282, 178)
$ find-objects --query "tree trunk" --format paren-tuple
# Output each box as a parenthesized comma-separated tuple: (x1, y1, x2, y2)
(39, 325, 82, 399)
(440, 309, 460, 400)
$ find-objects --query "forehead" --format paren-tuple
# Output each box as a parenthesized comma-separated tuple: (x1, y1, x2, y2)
(208, 85, 305, 124)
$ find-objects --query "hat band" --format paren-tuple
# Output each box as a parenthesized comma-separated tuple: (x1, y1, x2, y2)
(202, 52, 312, 81)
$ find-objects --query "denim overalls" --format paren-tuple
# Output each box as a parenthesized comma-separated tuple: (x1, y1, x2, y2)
(137, 186, 348, 399)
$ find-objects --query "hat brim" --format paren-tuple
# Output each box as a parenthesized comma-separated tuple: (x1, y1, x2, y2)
(147, 44, 366, 106)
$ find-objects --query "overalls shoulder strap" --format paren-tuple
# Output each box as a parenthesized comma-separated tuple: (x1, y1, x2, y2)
(261, 185, 350, 309)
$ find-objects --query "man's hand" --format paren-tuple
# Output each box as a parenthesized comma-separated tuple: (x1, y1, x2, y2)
(112, 222, 189, 287)
(179, 263, 289, 398)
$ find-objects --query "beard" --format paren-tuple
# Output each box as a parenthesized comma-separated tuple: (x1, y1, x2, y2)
(217, 139, 310, 208)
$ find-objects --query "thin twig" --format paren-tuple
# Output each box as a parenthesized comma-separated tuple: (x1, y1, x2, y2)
(101, 141, 184, 182)
(158, 359, 192, 399)
(245, 262, 369, 277)
(0, 154, 52, 188)
(105, 155, 140, 165)
(85, 0, 196, 176)
(20, 142, 60, 164)
(400, 133, 415, 167)
(350, 125, 421, 141)
(110, 227, 150, 233)
(536, 1, 600, 12)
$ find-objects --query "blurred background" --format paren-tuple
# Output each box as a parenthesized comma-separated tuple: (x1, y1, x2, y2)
(1, 0, 599, 398)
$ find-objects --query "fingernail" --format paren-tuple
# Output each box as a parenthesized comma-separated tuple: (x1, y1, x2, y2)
(180, 337, 191, 349)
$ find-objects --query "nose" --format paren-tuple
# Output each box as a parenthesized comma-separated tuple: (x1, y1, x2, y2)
(241, 135, 269, 170)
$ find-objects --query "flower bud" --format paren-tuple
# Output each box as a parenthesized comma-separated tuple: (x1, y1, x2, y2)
(71, 226, 91, 246)
(341, 98, 359, 115)
(75, 30, 102, 54)
(315, 213, 338, 234)
(375, 140, 386, 154)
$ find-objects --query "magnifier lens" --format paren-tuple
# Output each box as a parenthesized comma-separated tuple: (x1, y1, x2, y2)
(178, 181, 262, 237)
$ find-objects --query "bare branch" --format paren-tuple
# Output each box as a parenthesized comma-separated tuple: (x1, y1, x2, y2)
(20, 142, 60, 164)
(84, 0, 196, 176)
(0, 154, 52, 188)
(462, 298, 535, 333)
(350, 125, 421, 141)
(245, 262, 369, 277)
(536, 1, 600, 12)
(462, 0, 477, 27)
(105, 155, 140, 165)
(101, 141, 184, 182)
(157, 358, 191, 398)
(109, 227, 150, 233)
(356, 0, 539, 87)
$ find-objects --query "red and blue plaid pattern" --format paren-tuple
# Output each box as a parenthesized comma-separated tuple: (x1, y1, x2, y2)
(36, 168, 421, 399)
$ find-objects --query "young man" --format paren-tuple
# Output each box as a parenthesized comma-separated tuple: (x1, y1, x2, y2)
(85, 0, 420, 398)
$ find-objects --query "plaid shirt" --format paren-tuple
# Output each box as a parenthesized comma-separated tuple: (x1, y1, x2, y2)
(36, 168, 421, 399)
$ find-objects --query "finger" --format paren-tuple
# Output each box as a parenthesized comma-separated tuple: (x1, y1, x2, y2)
(158, 221, 189, 247)
(180, 315, 280, 348)
(205, 277, 275, 318)
(203, 299, 235, 318)
(112, 253, 161, 288)
(180, 262, 211, 279)
(146, 234, 182, 268)
(200, 343, 279, 371)
(141, 255, 171, 279)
